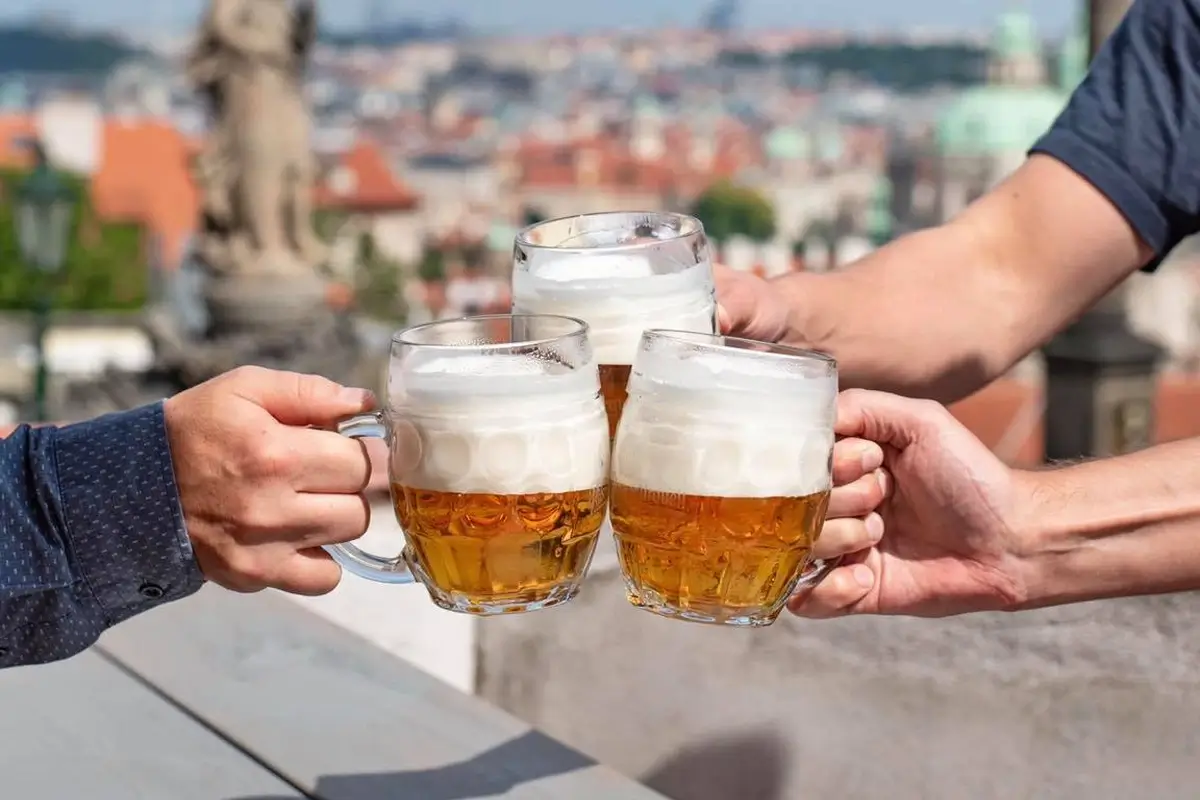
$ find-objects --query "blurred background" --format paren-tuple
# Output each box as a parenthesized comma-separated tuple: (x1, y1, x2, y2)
(3, 2, 1200, 798)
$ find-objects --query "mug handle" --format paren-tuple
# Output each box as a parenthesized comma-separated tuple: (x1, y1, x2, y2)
(793, 555, 843, 590)
(323, 412, 415, 585)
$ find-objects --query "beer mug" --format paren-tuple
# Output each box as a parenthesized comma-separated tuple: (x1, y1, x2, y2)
(609, 330, 838, 627)
(512, 211, 716, 439)
(328, 314, 610, 615)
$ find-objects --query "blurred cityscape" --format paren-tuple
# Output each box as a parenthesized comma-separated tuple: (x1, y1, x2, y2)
(0, 1, 1196, 447)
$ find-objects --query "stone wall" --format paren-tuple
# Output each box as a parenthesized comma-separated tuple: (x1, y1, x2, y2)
(476, 564, 1200, 800)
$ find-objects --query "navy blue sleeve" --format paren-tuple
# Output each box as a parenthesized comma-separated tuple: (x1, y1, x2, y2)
(0, 402, 205, 668)
(1030, 0, 1200, 269)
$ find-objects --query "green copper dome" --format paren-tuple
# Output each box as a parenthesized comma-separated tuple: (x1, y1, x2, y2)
(991, 8, 1039, 60)
(937, 84, 1066, 156)
(765, 127, 810, 161)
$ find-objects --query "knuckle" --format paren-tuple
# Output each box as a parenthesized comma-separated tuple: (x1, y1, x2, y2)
(245, 433, 294, 480)
(227, 364, 270, 386)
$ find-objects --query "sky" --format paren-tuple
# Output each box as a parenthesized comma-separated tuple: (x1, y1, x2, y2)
(5, 0, 1080, 38)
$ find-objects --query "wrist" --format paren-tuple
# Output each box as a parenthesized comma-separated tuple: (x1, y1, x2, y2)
(1004, 446, 1200, 611)
(769, 269, 843, 353)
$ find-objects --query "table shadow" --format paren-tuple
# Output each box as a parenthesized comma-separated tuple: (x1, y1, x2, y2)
(229, 728, 597, 800)
(640, 729, 788, 800)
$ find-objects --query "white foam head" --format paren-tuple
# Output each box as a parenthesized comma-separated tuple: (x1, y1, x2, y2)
(512, 255, 716, 365)
(387, 352, 609, 495)
(612, 349, 836, 499)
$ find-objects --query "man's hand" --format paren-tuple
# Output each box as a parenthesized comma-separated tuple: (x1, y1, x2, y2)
(164, 366, 378, 597)
(791, 389, 1034, 618)
(714, 264, 792, 344)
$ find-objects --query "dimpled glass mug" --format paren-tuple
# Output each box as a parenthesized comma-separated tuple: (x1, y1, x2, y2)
(328, 314, 611, 615)
(609, 330, 838, 627)
(511, 211, 716, 440)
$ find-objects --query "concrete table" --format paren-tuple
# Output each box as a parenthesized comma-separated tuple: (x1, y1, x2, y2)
(0, 586, 665, 800)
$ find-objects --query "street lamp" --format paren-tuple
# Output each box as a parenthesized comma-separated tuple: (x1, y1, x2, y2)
(15, 143, 74, 422)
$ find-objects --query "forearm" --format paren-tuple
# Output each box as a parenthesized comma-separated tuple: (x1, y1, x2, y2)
(772, 223, 1030, 402)
(772, 156, 1150, 403)
(1014, 437, 1200, 610)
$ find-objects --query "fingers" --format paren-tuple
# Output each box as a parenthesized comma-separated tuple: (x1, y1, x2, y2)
(713, 264, 766, 337)
(287, 428, 375, 493)
(831, 437, 883, 487)
(788, 552, 880, 619)
(835, 389, 948, 448)
(362, 437, 390, 494)
(283, 492, 372, 548)
(827, 468, 890, 518)
(812, 512, 884, 561)
(227, 365, 376, 427)
(276, 548, 343, 596)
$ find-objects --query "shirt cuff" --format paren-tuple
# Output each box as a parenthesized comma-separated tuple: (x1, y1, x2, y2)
(53, 401, 205, 626)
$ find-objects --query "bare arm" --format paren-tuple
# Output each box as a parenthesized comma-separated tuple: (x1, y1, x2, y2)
(1013, 437, 1200, 609)
(774, 154, 1153, 402)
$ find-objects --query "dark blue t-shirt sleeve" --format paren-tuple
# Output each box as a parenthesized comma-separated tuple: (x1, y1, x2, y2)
(1030, 0, 1200, 270)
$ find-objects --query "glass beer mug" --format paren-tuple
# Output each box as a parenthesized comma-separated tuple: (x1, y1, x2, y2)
(512, 211, 716, 439)
(328, 314, 610, 615)
(609, 330, 838, 627)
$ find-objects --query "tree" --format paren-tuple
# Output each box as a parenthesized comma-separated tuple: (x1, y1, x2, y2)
(0, 168, 145, 311)
(689, 180, 777, 255)
(417, 244, 446, 283)
(352, 231, 407, 323)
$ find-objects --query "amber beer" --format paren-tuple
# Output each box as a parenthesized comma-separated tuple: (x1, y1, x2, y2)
(598, 363, 632, 438)
(609, 486, 830, 625)
(393, 485, 607, 610)
(389, 347, 610, 614)
(610, 330, 838, 626)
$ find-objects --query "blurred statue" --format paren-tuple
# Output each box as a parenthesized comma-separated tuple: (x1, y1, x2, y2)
(187, 0, 326, 278)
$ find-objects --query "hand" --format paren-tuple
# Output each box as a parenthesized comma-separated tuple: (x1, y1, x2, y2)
(164, 366, 378, 596)
(714, 264, 791, 343)
(791, 389, 1033, 618)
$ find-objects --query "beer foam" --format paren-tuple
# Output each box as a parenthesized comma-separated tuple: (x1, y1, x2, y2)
(513, 257, 716, 365)
(529, 253, 656, 282)
(397, 352, 595, 403)
(387, 352, 609, 495)
(611, 376, 835, 499)
(389, 390, 609, 496)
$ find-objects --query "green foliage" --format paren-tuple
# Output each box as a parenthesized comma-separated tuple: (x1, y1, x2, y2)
(353, 231, 408, 323)
(417, 246, 447, 283)
(0, 169, 146, 311)
(690, 181, 777, 246)
(720, 42, 999, 92)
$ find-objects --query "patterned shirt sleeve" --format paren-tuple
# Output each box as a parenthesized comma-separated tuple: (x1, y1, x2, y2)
(0, 401, 205, 668)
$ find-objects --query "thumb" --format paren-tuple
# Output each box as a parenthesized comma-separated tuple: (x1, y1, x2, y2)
(714, 264, 770, 338)
(230, 367, 376, 426)
(835, 388, 942, 450)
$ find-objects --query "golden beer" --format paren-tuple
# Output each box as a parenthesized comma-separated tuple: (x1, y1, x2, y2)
(610, 483, 830, 625)
(394, 484, 608, 611)
(598, 363, 632, 438)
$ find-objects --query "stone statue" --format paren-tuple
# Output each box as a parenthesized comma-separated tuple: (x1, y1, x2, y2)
(187, 0, 327, 279)
(65, 0, 380, 417)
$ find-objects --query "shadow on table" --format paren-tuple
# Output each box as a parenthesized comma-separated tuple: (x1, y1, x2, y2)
(229, 729, 596, 800)
(640, 729, 788, 800)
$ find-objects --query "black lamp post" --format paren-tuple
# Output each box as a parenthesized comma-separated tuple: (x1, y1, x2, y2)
(15, 144, 74, 422)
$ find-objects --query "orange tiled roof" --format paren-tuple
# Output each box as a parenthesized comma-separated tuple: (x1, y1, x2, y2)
(90, 119, 198, 269)
(314, 139, 420, 212)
